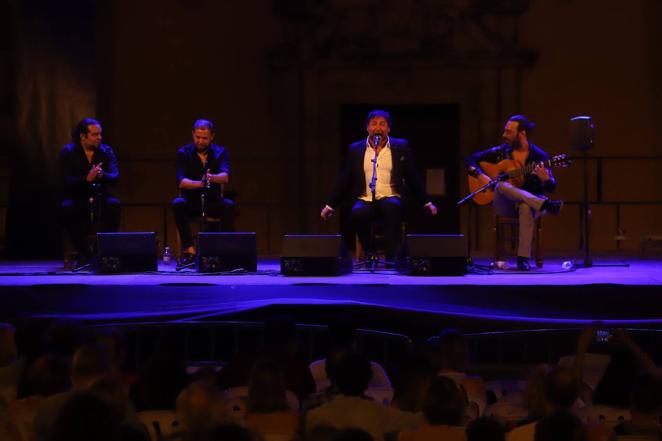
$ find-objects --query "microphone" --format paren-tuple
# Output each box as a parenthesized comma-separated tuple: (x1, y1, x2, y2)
(203, 161, 211, 189)
(373, 134, 382, 148)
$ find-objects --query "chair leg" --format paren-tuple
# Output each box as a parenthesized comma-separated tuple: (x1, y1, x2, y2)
(535, 221, 543, 268)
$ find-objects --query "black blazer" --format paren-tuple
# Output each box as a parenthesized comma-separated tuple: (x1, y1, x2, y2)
(325, 137, 430, 209)
(59, 143, 119, 200)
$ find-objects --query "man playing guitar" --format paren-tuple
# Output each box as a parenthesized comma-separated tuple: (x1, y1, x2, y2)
(465, 115, 563, 271)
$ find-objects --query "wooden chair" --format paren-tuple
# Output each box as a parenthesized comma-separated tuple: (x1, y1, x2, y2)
(175, 185, 226, 257)
(494, 215, 543, 268)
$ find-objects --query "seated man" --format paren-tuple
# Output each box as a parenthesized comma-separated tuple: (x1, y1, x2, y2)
(60, 118, 120, 266)
(321, 109, 437, 261)
(465, 115, 562, 271)
(172, 119, 235, 266)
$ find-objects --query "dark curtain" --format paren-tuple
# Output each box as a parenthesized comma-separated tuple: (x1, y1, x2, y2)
(6, 0, 97, 258)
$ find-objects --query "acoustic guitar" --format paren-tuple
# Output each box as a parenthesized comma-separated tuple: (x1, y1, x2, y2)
(467, 154, 571, 205)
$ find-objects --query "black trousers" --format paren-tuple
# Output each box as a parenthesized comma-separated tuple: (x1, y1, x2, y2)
(172, 195, 235, 249)
(351, 196, 403, 260)
(61, 197, 121, 257)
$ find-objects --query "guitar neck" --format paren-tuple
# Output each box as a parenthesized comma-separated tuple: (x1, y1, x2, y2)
(508, 159, 550, 179)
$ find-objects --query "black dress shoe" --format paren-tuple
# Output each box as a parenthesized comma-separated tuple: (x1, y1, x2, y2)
(541, 199, 564, 215)
(517, 256, 531, 271)
(179, 253, 196, 267)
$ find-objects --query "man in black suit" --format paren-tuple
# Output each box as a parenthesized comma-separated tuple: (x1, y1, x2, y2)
(321, 110, 437, 260)
(60, 118, 121, 265)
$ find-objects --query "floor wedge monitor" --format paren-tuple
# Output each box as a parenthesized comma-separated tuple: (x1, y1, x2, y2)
(281, 234, 352, 276)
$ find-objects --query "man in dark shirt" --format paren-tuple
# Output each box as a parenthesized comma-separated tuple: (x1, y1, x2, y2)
(465, 115, 562, 270)
(60, 118, 120, 265)
(320, 110, 437, 261)
(172, 119, 235, 265)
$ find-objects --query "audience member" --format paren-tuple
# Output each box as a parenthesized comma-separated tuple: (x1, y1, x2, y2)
(90, 376, 147, 440)
(218, 317, 316, 402)
(390, 354, 437, 413)
(34, 342, 113, 441)
(175, 381, 228, 439)
(309, 319, 391, 392)
(244, 359, 300, 440)
(396, 375, 467, 441)
(435, 329, 487, 414)
(305, 353, 421, 441)
(507, 366, 579, 441)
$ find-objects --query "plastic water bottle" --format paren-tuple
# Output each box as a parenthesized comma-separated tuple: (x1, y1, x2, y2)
(162, 246, 172, 265)
(561, 260, 574, 270)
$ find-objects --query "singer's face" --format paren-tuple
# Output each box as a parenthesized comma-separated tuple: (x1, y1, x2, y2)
(192, 128, 214, 151)
(80, 124, 102, 149)
(366, 116, 390, 137)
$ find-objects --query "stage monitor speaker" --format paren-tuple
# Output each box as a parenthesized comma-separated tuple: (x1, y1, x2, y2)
(96, 232, 158, 273)
(196, 232, 257, 273)
(280, 235, 352, 276)
(400, 234, 468, 276)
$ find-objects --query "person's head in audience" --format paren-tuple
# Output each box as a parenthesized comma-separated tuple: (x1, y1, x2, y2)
(26, 353, 71, 396)
(324, 348, 347, 391)
(176, 381, 227, 434)
(629, 369, 662, 419)
(247, 358, 289, 413)
(332, 427, 373, 441)
(592, 340, 643, 408)
(50, 392, 121, 441)
(328, 318, 358, 352)
(93, 327, 127, 375)
(71, 342, 112, 390)
(534, 411, 586, 441)
(0, 322, 17, 367)
(466, 416, 506, 441)
(391, 354, 437, 412)
(438, 328, 470, 373)
(543, 365, 578, 413)
(422, 375, 467, 426)
(335, 352, 372, 397)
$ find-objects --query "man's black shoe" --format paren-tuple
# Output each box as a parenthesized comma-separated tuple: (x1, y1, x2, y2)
(179, 253, 196, 267)
(541, 199, 563, 216)
(517, 256, 531, 271)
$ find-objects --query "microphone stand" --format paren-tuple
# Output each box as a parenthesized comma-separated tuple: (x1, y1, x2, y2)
(355, 137, 393, 272)
(74, 177, 101, 272)
(456, 176, 502, 269)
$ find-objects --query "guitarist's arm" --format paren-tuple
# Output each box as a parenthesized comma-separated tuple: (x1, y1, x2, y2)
(464, 146, 503, 183)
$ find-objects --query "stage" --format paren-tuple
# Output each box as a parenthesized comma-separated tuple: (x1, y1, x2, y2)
(1, 256, 661, 337)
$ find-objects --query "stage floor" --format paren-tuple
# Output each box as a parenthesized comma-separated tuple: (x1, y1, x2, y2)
(1, 257, 661, 335)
